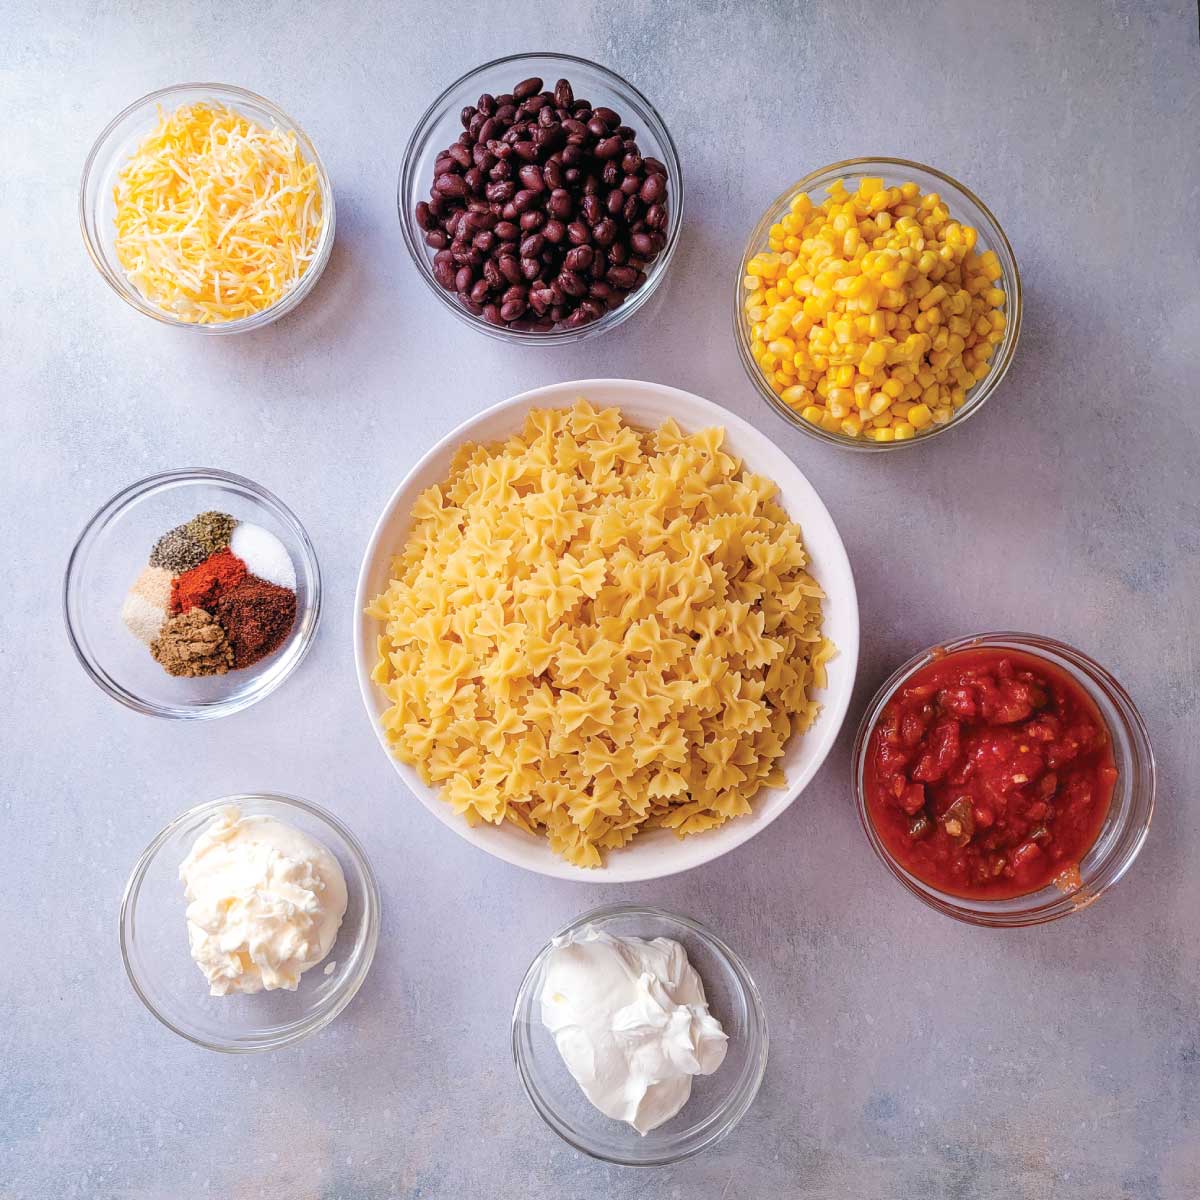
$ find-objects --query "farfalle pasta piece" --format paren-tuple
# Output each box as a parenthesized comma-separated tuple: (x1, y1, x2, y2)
(367, 400, 834, 867)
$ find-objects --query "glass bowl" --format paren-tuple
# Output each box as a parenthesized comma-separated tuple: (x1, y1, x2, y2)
(511, 905, 768, 1165)
(120, 794, 380, 1052)
(64, 468, 321, 719)
(852, 632, 1155, 926)
(80, 83, 335, 332)
(398, 52, 683, 344)
(734, 157, 1021, 451)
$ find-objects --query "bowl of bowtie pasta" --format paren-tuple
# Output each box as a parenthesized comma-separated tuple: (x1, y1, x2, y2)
(354, 379, 859, 882)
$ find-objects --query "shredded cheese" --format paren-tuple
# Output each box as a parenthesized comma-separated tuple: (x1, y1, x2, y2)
(113, 103, 325, 323)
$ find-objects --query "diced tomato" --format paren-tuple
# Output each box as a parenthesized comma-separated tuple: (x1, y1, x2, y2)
(864, 647, 1115, 901)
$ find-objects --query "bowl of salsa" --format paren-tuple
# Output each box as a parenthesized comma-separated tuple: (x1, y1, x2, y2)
(853, 633, 1154, 926)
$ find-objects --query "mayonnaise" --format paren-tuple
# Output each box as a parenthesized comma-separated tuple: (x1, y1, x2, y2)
(539, 926, 728, 1134)
(179, 806, 347, 997)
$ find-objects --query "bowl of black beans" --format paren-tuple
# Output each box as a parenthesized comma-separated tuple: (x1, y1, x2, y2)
(399, 52, 682, 341)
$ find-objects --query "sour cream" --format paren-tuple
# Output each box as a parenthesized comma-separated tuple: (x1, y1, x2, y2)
(539, 926, 728, 1134)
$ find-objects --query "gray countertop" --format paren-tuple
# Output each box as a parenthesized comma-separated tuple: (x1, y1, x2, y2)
(3, 2, 1198, 1197)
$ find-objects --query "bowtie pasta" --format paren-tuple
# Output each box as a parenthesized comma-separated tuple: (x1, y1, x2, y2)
(367, 400, 834, 867)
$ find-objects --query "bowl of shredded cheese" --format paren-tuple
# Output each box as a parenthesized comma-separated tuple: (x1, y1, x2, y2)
(80, 83, 335, 331)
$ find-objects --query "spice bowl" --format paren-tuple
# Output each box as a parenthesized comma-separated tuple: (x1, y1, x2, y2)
(512, 905, 768, 1166)
(734, 157, 1021, 450)
(80, 83, 335, 332)
(398, 52, 683, 344)
(64, 468, 320, 719)
(120, 794, 380, 1052)
(852, 632, 1155, 926)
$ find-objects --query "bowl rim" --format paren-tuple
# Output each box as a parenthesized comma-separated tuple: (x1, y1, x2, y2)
(119, 792, 382, 1053)
(63, 466, 322, 719)
(353, 377, 860, 882)
(851, 631, 1156, 925)
(733, 155, 1023, 451)
(396, 50, 684, 344)
(78, 81, 336, 333)
(510, 903, 769, 1165)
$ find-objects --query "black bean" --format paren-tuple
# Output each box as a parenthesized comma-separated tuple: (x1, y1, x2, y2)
(518, 164, 545, 192)
(564, 245, 594, 271)
(631, 231, 654, 257)
(520, 233, 545, 258)
(513, 76, 543, 100)
(557, 269, 586, 297)
(418, 73, 668, 330)
(435, 173, 468, 198)
(547, 188, 574, 219)
(640, 173, 665, 205)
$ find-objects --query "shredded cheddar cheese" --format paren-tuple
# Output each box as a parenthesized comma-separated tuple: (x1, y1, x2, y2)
(113, 103, 324, 323)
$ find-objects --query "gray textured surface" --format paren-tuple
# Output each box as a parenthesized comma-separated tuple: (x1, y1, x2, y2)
(2, 1, 1198, 1197)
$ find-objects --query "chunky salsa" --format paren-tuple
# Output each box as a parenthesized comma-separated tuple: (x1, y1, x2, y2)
(864, 647, 1116, 900)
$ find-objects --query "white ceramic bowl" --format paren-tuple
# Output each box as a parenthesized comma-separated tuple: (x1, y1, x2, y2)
(354, 379, 859, 882)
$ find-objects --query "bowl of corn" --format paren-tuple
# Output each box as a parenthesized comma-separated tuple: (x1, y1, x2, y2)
(734, 158, 1020, 449)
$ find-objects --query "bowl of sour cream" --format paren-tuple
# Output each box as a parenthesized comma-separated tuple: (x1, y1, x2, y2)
(511, 904, 768, 1165)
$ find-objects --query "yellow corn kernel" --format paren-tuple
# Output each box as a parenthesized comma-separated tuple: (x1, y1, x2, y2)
(907, 403, 933, 429)
(742, 180, 1006, 442)
(872, 427, 895, 442)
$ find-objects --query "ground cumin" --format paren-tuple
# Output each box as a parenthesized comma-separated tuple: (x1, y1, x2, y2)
(214, 576, 297, 669)
(151, 609, 234, 677)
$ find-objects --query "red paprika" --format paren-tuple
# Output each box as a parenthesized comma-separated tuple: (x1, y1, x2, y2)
(170, 548, 247, 614)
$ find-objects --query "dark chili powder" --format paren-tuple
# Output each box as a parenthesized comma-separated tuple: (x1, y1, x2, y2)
(170, 548, 247, 614)
(213, 575, 297, 669)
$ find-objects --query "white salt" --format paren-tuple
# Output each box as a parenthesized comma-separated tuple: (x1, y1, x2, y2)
(230, 522, 296, 591)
